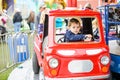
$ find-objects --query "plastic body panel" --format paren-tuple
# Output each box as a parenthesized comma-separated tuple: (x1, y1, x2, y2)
(34, 9, 110, 80)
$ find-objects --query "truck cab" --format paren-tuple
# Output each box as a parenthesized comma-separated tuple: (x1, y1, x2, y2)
(33, 9, 110, 80)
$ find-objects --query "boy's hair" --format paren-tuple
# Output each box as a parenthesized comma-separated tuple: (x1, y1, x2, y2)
(68, 18, 80, 27)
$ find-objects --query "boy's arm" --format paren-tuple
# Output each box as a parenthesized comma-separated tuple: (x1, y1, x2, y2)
(65, 32, 85, 41)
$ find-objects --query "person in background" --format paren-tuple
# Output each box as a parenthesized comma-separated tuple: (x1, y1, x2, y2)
(0, 10, 8, 27)
(64, 18, 92, 42)
(92, 19, 99, 39)
(57, 3, 65, 9)
(27, 11, 35, 30)
(55, 18, 64, 34)
(35, 4, 46, 30)
(84, 2, 93, 10)
(44, 0, 66, 10)
(13, 9, 22, 32)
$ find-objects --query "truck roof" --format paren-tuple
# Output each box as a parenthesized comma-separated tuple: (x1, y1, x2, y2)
(49, 9, 100, 16)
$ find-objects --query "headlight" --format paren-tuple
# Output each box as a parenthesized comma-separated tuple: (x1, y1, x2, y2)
(49, 58, 59, 68)
(101, 56, 110, 65)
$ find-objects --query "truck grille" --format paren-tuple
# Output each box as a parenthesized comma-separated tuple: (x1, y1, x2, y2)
(68, 60, 93, 73)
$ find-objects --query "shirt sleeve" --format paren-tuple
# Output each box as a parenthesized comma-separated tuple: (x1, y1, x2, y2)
(65, 31, 85, 42)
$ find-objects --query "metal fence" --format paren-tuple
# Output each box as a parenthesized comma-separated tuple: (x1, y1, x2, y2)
(0, 31, 36, 73)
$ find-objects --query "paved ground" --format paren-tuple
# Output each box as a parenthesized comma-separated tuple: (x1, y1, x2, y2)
(8, 59, 39, 80)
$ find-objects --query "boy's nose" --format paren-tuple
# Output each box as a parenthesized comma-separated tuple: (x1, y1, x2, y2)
(75, 28, 78, 30)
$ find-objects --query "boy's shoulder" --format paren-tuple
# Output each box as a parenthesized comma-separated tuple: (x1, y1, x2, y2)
(66, 30, 71, 33)
(65, 30, 75, 35)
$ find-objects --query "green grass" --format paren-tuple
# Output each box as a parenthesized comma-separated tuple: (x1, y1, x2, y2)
(0, 64, 19, 80)
(0, 67, 14, 80)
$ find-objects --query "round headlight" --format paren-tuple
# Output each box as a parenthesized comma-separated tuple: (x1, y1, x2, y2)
(49, 58, 59, 68)
(101, 56, 110, 65)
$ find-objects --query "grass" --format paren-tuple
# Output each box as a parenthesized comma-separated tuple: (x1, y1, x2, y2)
(0, 64, 19, 80)
(0, 68, 13, 80)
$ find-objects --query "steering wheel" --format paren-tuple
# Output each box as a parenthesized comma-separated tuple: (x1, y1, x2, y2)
(57, 37, 65, 43)
(84, 34, 94, 41)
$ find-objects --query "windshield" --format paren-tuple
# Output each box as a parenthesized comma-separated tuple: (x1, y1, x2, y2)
(54, 16, 100, 43)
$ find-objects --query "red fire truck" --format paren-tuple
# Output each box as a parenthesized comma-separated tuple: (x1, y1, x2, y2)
(33, 9, 110, 80)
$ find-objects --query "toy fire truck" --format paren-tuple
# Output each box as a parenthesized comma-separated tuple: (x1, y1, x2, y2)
(33, 9, 110, 80)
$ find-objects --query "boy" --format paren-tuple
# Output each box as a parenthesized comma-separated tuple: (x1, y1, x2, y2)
(64, 18, 92, 42)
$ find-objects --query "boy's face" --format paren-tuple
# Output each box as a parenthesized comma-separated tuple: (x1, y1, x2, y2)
(69, 22, 81, 34)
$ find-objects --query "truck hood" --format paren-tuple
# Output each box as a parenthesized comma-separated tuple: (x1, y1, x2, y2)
(45, 45, 109, 57)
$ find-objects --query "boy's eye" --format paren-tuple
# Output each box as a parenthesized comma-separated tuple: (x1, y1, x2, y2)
(73, 26, 76, 28)
(72, 26, 80, 29)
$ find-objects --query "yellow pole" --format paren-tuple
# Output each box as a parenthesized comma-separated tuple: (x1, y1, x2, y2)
(0, 0, 2, 11)
(14, 0, 16, 3)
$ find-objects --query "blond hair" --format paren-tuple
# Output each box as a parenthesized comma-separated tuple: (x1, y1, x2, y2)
(45, 0, 66, 9)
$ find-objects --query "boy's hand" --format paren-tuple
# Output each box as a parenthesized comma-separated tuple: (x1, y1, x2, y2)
(84, 34, 92, 41)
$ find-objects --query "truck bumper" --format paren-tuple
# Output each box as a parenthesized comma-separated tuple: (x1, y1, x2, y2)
(45, 74, 110, 80)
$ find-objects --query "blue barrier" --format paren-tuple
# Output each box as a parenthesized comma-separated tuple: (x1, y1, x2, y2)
(110, 53, 120, 74)
(8, 33, 29, 62)
(7, 34, 16, 62)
